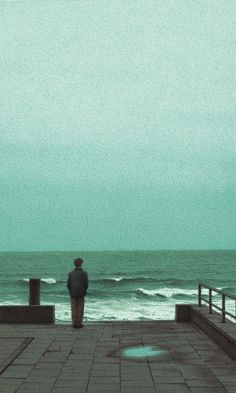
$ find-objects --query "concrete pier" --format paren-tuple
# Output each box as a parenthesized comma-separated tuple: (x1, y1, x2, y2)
(0, 319, 236, 393)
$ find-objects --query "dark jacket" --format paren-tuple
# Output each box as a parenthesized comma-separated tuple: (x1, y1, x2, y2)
(67, 267, 89, 298)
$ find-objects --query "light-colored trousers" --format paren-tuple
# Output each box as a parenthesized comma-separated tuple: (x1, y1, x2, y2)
(70, 297, 84, 327)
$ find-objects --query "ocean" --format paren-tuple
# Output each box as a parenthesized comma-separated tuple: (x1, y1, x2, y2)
(0, 250, 235, 323)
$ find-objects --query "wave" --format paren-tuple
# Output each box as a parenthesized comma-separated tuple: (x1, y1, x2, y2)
(1, 298, 234, 323)
(22, 278, 57, 285)
(135, 287, 225, 299)
(90, 277, 197, 285)
(93, 277, 138, 284)
(136, 287, 197, 298)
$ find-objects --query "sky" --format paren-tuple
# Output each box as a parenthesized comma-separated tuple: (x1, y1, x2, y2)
(0, 0, 235, 251)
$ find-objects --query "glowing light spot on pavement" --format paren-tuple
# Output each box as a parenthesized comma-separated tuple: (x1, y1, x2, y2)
(121, 345, 166, 358)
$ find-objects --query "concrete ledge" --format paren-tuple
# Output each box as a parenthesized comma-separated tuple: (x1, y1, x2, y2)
(176, 304, 236, 360)
(0, 306, 55, 324)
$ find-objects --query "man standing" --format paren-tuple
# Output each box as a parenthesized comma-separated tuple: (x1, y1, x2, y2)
(67, 257, 89, 328)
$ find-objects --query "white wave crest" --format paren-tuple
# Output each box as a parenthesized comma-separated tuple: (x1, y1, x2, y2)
(136, 287, 224, 298)
(42, 278, 57, 284)
(136, 287, 198, 298)
(22, 278, 57, 285)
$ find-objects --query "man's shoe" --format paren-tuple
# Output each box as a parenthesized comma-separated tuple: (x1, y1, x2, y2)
(78, 324, 84, 328)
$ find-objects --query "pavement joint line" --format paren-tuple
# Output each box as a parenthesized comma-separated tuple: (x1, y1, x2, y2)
(85, 335, 101, 393)
(145, 338, 159, 393)
(0, 337, 34, 375)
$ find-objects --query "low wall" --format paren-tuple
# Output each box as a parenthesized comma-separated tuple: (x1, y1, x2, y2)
(0, 306, 55, 324)
(176, 304, 236, 361)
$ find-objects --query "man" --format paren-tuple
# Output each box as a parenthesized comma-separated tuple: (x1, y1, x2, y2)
(67, 257, 89, 328)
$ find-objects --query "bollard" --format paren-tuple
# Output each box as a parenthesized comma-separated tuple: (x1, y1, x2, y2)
(29, 278, 41, 305)
(198, 284, 202, 307)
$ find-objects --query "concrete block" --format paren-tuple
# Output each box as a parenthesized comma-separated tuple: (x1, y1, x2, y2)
(0, 306, 55, 324)
(175, 304, 192, 322)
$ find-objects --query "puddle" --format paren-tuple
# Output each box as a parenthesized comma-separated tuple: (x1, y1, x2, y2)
(120, 345, 167, 359)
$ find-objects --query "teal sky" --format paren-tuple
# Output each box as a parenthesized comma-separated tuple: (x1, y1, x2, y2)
(0, 0, 235, 251)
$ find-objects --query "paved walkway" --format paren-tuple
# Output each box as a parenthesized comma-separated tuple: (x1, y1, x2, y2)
(0, 321, 236, 393)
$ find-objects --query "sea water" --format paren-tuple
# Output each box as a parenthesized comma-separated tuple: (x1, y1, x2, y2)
(0, 250, 235, 323)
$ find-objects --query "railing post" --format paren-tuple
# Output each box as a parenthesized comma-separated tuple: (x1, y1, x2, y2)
(29, 278, 41, 305)
(198, 284, 202, 307)
(209, 288, 212, 313)
(222, 293, 226, 323)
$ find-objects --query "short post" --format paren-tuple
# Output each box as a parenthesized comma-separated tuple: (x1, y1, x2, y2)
(222, 294, 226, 323)
(198, 284, 202, 307)
(209, 289, 212, 314)
(29, 278, 41, 305)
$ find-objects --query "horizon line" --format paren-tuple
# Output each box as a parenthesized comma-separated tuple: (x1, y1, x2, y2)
(0, 248, 235, 253)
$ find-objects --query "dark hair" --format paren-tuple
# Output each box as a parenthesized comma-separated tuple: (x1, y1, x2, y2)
(74, 257, 84, 267)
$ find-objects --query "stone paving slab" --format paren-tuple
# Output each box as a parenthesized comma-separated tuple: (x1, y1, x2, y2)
(0, 321, 235, 393)
(0, 337, 33, 375)
(0, 338, 25, 368)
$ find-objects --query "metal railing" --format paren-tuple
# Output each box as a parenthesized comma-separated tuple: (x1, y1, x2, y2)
(198, 283, 236, 323)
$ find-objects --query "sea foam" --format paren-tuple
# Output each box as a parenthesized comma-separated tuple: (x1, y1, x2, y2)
(22, 278, 57, 285)
(135, 287, 224, 298)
